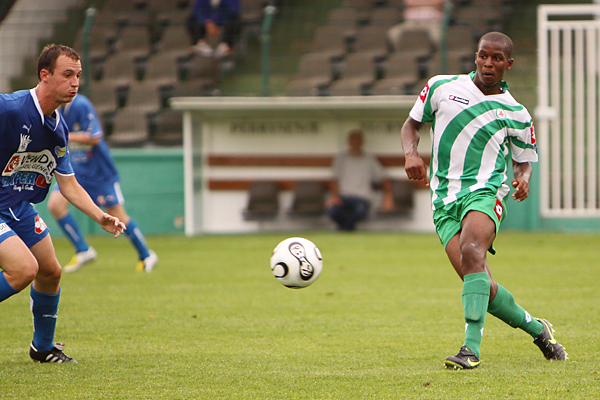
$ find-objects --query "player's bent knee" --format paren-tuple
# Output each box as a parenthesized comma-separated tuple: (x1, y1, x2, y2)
(11, 260, 39, 291)
(37, 263, 62, 286)
(460, 242, 487, 272)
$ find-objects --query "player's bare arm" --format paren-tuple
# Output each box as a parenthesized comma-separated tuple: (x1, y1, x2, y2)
(511, 160, 532, 202)
(54, 174, 126, 237)
(401, 116, 429, 186)
(325, 180, 342, 207)
(68, 131, 101, 146)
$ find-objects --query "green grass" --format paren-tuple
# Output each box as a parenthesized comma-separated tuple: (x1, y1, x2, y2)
(1, 231, 599, 399)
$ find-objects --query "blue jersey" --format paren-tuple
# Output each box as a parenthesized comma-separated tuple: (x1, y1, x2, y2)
(58, 94, 119, 190)
(0, 89, 74, 209)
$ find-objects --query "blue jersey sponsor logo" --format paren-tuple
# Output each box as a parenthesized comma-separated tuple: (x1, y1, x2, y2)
(2, 149, 56, 191)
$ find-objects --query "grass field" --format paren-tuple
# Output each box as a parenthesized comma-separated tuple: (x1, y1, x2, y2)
(1, 231, 599, 399)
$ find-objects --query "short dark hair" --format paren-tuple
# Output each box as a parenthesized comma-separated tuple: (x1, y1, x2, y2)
(478, 32, 513, 58)
(37, 44, 80, 81)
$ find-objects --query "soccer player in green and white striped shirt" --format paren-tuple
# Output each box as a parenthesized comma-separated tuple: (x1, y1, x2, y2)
(401, 31, 566, 369)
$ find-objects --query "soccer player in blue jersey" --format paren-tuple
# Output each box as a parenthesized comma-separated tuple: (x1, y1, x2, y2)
(47, 94, 158, 273)
(401, 32, 567, 369)
(0, 44, 126, 363)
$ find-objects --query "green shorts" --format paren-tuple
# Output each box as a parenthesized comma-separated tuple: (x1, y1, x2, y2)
(432, 189, 506, 254)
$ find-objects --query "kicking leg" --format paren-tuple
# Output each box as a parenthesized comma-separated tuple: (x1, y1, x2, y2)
(105, 204, 157, 273)
(447, 215, 566, 362)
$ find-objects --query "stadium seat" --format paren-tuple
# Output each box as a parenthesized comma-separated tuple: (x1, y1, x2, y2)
(391, 27, 434, 58)
(94, 52, 141, 108)
(351, 25, 390, 60)
(326, 7, 361, 30)
(115, 25, 153, 58)
(155, 24, 193, 56)
(108, 107, 150, 147)
(103, 0, 147, 10)
(341, 0, 380, 24)
(288, 181, 327, 217)
(243, 181, 280, 221)
(100, 51, 139, 85)
(88, 81, 119, 125)
(285, 52, 333, 96)
(428, 51, 474, 76)
(452, 4, 504, 34)
(309, 25, 352, 60)
(143, 51, 181, 88)
(328, 52, 378, 96)
(368, 6, 401, 29)
(146, 0, 190, 10)
(446, 25, 478, 54)
(122, 81, 164, 113)
(176, 54, 221, 95)
(372, 51, 421, 95)
(73, 23, 117, 64)
(150, 108, 183, 146)
(377, 180, 414, 216)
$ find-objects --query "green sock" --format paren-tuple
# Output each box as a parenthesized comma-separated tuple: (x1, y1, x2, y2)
(462, 272, 490, 358)
(487, 284, 543, 338)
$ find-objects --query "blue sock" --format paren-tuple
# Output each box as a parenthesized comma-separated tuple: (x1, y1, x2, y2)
(57, 213, 89, 253)
(30, 286, 60, 352)
(0, 272, 19, 303)
(125, 219, 150, 260)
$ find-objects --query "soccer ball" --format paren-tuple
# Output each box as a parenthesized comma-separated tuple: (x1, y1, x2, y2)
(270, 237, 323, 289)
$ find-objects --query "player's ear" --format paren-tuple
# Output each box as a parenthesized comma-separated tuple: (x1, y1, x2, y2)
(39, 68, 50, 82)
(506, 57, 514, 70)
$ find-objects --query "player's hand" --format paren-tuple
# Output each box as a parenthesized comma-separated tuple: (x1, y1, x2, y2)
(325, 196, 343, 208)
(404, 154, 429, 186)
(100, 212, 126, 238)
(511, 177, 529, 202)
(205, 21, 220, 37)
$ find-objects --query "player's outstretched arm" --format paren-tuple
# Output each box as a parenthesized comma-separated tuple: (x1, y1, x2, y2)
(401, 116, 429, 186)
(54, 174, 126, 237)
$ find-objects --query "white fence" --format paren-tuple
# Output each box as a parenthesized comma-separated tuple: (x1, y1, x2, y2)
(537, 4, 600, 217)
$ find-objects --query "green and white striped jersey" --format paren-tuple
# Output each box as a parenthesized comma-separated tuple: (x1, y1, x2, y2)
(409, 72, 538, 210)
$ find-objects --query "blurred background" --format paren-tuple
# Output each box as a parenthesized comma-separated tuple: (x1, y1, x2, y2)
(0, 0, 550, 147)
(0, 0, 597, 236)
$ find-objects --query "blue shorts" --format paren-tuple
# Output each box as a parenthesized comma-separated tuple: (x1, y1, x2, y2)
(0, 202, 50, 248)
(53, 180, 124, 208)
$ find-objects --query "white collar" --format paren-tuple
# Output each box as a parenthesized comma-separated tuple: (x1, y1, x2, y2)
(29, 87, 61, 130)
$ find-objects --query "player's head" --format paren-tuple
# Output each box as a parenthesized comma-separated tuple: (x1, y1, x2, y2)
(473, 32, 514, 94)
(37, 44, 80, 81)
(37, 44, 82, 108)
(477, 31, 513, 58)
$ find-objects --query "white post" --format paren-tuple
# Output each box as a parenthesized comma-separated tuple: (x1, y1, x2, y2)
(183, 111, 196, 236)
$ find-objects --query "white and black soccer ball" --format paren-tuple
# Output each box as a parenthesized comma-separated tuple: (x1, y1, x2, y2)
(270, 237, 323, 289)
